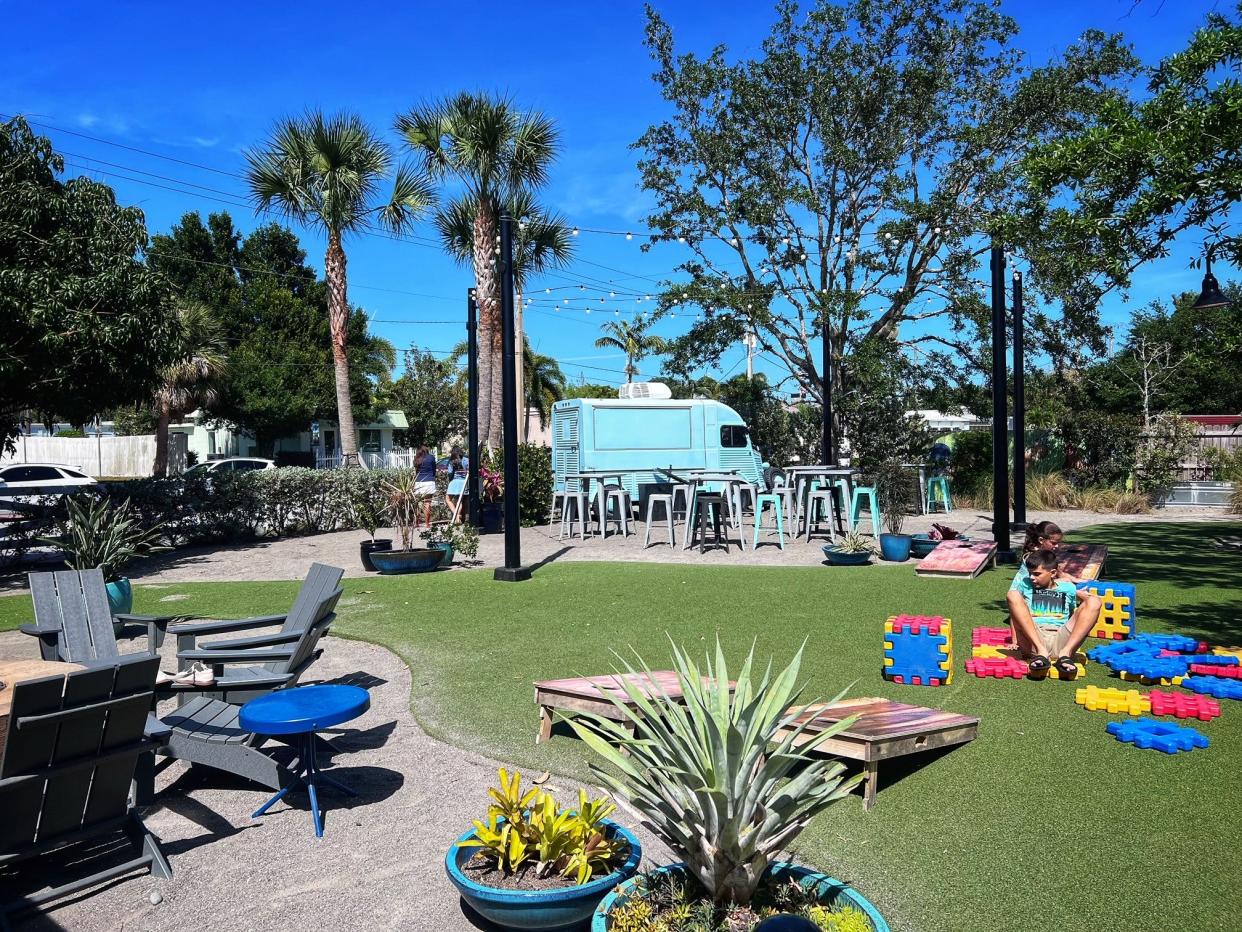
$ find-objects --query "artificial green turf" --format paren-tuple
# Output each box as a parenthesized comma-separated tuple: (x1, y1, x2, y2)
(2, 521, 1239, 931)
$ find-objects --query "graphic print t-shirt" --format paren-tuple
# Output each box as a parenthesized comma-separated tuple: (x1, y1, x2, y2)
(1009, 575, 1078, 626)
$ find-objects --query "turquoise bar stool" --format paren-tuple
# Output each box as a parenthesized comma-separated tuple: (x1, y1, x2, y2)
(926, 476, 953, 513)
(850, 485, 881, 534)
(752, 489, 786, 550)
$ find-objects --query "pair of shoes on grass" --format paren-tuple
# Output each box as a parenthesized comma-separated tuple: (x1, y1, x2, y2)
(155, 662, 216, 688)
(1026, 655, 1077, 677)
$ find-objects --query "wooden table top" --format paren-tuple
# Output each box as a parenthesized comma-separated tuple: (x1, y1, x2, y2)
(781, 697, 979, 741)
(536, 670, 734, 702)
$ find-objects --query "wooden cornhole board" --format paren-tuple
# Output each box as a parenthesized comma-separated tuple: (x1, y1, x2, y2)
(534, 671, 734, 743)
(1054, 544, 1108, 581)
(0, 660, 83, 770)
(776, 697, 980, 809)
(915, 539, 998, 579)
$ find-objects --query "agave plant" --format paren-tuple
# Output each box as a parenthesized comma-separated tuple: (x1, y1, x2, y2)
(44, 494, 167, 581)
(568, 641, 861, 906)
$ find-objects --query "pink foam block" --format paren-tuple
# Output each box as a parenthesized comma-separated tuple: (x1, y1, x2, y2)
(1146, 689, 1222, 721)
(891, 614, 945, 636)
(972, 626, 1013, 647)
(965, 656, 1028, 679)
(1188, 664, 1242, 680)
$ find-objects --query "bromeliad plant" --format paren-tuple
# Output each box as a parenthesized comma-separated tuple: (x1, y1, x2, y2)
(832, 529, 875, 555)
(458, 769, 626, 885)
(43, 494, 167, 581)
(381, 469, 428, 551)
(568, 641, 861, 906)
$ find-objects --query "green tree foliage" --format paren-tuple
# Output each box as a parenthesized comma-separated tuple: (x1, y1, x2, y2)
(389, 349, 468, 450)
(835, 340, 932, 475)
(0, 116, 179, 449)
(594, 317, 666, 382)
(1024, 4, 1242, 287)
(563, 380, 619, 400)
(148, 212, 393, 454)
(634, 0, 1136, 409)
(153, 301, 227, 476)
(524, 337, 566, 432)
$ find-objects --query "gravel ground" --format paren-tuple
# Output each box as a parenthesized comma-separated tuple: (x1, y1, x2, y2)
(5, 506, 1227, 589)
(0, 630, 668, 932)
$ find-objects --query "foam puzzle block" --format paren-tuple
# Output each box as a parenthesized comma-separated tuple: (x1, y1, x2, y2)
(972, 626, 1013, 647)
(1182, 654, 1240, 667)
(1107, 718, 1209, 754)
(1181, 676, 1242, 700)
(1212, 646, 1242, 659)
(1130, 633, 1200, 652)
(1075, 686, 1150, 715)
(1188, 664, 1242, 679)
(1081, 581, 1137, 640)
(971, 644, 1008, 659)
(1146, 690, 1222, 721)
(883, 615, 953, 686)
(964, 656, 1028, 679)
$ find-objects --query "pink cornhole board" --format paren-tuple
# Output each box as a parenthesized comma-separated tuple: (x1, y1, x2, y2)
(915, 539, 998, 579)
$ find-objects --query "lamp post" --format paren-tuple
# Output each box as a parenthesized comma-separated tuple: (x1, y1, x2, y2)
(466, 288, 481, 528)
(821, 312, 835, 465)
(1011, 270, 1026, 530)
(990, 242, 1015, 562)
(1193, 246, 1229, 311)
(494, 214, 532, 582)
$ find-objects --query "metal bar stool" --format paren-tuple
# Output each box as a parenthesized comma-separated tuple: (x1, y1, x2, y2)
(689, 492, 727, 553)
(926, 476, 953, 513)
(559, 480, 591, 540)
(601, 482, 632, 536)
(752, 490, 786, 550)
(804, 481, 838, 544)
(850, 485, 881, 534)
(643, 493, 676, 548)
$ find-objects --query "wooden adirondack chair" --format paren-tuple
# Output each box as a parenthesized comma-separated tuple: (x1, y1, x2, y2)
(19, 568, 170, 663)
(0, 655, 171, 925)
(165, 562, 345, 704)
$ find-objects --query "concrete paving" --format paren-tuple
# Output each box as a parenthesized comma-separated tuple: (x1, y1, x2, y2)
(0, 630, 668, 932)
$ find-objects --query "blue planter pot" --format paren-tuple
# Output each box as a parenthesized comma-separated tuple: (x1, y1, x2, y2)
(446, 819, 642, 931)
(910, 533, 970, 558)
(369, 548, 444, 575)
(592, 862, 889, 932)
(821, 546, 872, 566)
(878, 533, 912, 562)
(105, 578, 132, 615)
(429, 542, 454, 566)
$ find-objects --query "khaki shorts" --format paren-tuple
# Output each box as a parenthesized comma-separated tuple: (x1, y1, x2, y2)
(1036, 623, 1074, 658)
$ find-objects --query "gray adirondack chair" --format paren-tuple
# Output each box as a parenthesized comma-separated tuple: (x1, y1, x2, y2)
(0, 655, 171, 925)
(155, 603, 340, 792)
(164, 562, 345, 705)
(19, 568, 171, 663)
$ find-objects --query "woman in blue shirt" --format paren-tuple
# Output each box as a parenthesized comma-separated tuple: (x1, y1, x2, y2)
(414, 446, 437, 527)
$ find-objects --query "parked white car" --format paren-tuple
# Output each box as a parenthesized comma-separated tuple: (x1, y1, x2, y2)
(183, 457, 276, 478)
(0, 462, 97, 494)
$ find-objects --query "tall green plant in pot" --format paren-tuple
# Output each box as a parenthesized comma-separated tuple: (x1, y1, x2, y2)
(874, 460, 916, 562)
(569, 641, 888, 929)
(371, 470, 443, 574)
(43, 495, 167, 613)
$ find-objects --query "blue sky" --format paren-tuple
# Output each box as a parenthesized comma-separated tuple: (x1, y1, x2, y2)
(1, 0, 1228, 392)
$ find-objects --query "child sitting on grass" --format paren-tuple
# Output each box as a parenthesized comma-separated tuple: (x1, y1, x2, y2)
(1006, 549, 1101, 676)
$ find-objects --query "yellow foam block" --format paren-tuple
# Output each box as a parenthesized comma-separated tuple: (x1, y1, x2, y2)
(972, 644, 1008, 659)
(1119, 670, 1184, 686)
(1031, 652, 1088, 681)
(1213, 646, 1242, 659)
(1074, 685, 1149, 714)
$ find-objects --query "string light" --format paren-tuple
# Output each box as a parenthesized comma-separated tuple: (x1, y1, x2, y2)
(625, 232, 633, 240)
(572, 227, 580, 236)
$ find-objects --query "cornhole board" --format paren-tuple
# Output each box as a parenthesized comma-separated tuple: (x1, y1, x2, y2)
(534, 671, 735, 743)
(1054, 544, 1108, 581)
(915, 539, 998, 579)
(777, 697, 980, 809)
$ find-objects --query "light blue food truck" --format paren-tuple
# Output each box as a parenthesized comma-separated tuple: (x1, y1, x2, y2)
(550, 394, 764, 504)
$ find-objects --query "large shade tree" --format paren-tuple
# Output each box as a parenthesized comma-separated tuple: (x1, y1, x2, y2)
(245, 111, 431, 463)
(523, 336, 567, 436)
(634, 0, 1137, 430)
(0, 116, 179, 449)
(397, 93, 558, 448)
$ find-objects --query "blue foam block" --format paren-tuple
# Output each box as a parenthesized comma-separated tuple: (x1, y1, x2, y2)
(1107, 717, 1209, 754)
(1130, 633, 1200, 652)
(884, 626, 950, 684)
(1181, 676, 1242, 700)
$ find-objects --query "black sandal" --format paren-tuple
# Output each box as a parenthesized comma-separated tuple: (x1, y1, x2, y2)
(1052, 656, 1079, 678)
(1027, 655, 1051, 674)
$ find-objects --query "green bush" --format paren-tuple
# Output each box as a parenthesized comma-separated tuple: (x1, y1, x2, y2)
(517, 443, 554, 526)
(949, 430, 992, 497)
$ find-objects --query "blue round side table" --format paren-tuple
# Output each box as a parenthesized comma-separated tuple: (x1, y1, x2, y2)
(238, 684, 370, 838)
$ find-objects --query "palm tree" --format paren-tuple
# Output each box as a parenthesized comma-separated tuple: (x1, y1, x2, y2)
(523, 336, 566, 437)
(435, 188, 571, 439)
(594, 318, 667, 383)
(153, 301, 227, 476)
(396, 93, 558, 449)
(246, 111, 432, 463)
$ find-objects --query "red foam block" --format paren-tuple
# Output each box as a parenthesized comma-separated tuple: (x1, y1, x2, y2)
(972, 626, 1013, 647)
(1188, 664, 1242, 680)
(965, 656, 1028, 680)
(1146, 689, 1222, 721)
(891, 614, 945, 636)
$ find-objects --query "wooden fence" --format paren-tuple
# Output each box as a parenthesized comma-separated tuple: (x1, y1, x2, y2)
(0, 434, 186, 477)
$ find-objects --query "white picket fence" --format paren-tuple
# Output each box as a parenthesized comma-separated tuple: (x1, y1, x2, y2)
(0, 434, 186, 477)
(316, 450, 419, 470)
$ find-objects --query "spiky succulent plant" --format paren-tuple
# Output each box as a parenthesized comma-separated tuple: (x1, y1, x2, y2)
(568, 640, 861, 906)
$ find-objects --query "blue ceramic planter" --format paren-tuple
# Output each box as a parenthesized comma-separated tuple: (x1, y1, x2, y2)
(430, 542, 454, 566)
(910, 533, 970, 558)
(821, 546, 872, 566)
(446, 819, 642, 931)
(105, 577, 132, 615)
(592, 862, 889, 932)
(369, 548, 444, 575)
(878, 533, 912, 562)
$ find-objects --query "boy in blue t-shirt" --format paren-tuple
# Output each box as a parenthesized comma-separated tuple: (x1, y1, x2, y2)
(1006, 550, 1101, 676)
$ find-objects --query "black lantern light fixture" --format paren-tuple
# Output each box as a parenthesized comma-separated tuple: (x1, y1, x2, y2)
(1193, 246, 1228, 311)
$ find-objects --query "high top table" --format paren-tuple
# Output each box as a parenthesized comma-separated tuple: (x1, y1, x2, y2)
(783, 466, 857, 534)
(563, 470, 635, 538)
(658, 469, 750, 550)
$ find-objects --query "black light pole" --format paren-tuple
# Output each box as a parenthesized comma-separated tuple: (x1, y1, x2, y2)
(495, 214, 532, 582)
(1011, 270, 1027, 529)
(1193, 245, 1229, 311)
(821, 319, 835, 464)
(990, 242, 1015, 562)
(466, 288, 481, 528)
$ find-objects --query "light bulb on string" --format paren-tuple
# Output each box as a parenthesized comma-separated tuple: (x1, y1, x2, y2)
(625, 232, 633, 240)
(572, 227, 580, 236)
(609, 291, 615, 298)
(677, 235, 686, 243)
(545, 287, 551, 293)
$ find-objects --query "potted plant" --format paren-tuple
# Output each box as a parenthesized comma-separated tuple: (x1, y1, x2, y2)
(822, 529, 875, 566)
(874, 461, 915, 563)
(421, 520, 480, 567)
(445, 769, 642, 931)
(910, 522, 967, 559)
(480, 465, 504, 533)
(570, 643, 890, 932)
(349, 476, 392, 572)
(368, 471, 445, 574)
(43, 494, 167, 614)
